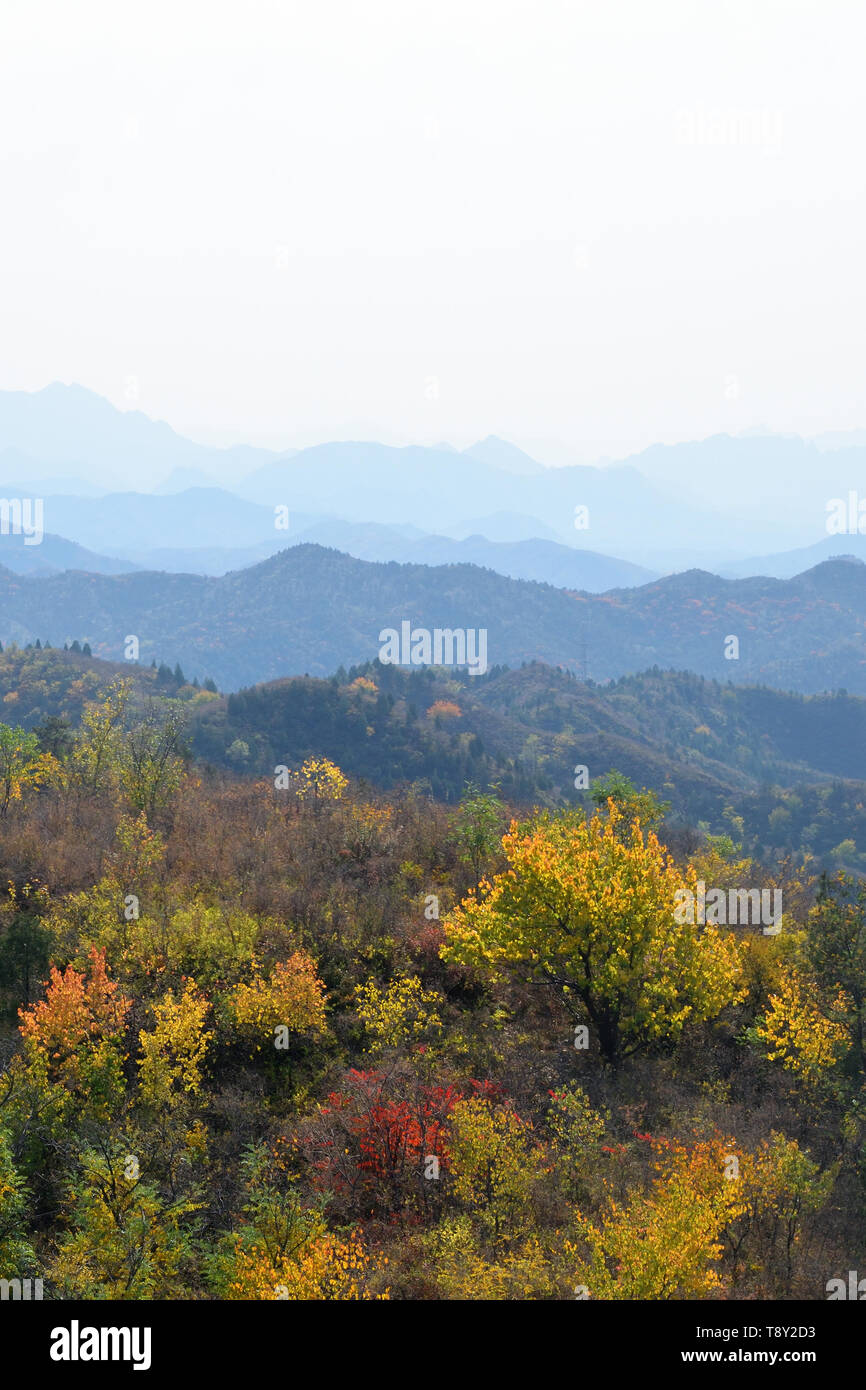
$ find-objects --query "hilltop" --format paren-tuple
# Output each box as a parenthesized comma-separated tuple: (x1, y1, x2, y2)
(2, 644, 864, 866)
(0, 547, 864, 694)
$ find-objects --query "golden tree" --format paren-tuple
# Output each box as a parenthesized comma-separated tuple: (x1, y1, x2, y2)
(227, 951, 327, 1052)
(442, 804, 744, 1065)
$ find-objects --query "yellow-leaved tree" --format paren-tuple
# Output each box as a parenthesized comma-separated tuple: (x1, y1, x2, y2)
(445, 1095, 541, 1243)
(0, 723, 58, 815)
(354, 974, 444, 1053)
(226, 951, 327, 1052)
(138, 980, 212, 1110)
(225, 1230, 387, 1300)
(570, 1137, 747, 1299)
(442, 804, 744, 1066)
(753, 872, 866, 1089)
(291, 757, 347, 804)
(755, 966, 850, 1085)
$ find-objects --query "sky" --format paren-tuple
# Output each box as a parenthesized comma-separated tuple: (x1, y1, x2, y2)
(1, 0, 864, 465)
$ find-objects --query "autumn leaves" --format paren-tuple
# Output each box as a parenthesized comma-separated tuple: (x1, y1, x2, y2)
(442, 802, 745, 1067)
(0, 760, 857, 1300)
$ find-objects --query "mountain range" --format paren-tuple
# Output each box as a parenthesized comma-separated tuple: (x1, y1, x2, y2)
(0, 383, 277, 491)
(1, 384, 865, 699)
(0, 499, 655, 590)
(3, 383, 862, 569)
(0, 543, 864, 696)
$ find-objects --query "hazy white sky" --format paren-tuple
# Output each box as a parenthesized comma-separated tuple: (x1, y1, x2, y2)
(1, 0, 864, 462)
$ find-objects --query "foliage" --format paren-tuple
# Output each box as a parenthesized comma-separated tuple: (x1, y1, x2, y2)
(226, 952, 327, 1050)
(0, 651, 855, 1302)
(0, 724, 57, 815)
(138, 982, 212, 1110)
(354, 975, 444, 1052)
(755, 967, 851, 1085)
(290, 757, 348, 803)
(571, 1138, 747, 1299)
(445, 1095, 540, 1242)
(48, 1143, 200, 1299)
(0, 1128, 35, 1278)
(443, 804, 745, 1065)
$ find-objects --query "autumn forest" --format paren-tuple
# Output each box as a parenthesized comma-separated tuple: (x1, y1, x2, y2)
(0, 659, 863, 1305)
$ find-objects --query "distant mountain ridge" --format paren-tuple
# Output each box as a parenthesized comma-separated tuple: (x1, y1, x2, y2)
(0, 509, 657, 590)
(235, 439, 752, 553)
(0, 531, 140, 576)
(461, 435, 545, 475)
(3, 384, 866, 569)
(4, 487, 285, 554)
(284, 522, 656, 591)
(724, 534, 866, 579)
(0, 543, 863, 695)
(0, 382, 281, 491)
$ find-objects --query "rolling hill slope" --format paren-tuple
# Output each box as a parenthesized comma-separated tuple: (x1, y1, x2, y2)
(0, 546, 864, 694)
(1, 644, 864, 865)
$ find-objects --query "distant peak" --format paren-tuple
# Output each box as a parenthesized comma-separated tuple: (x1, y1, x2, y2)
(461, 436, 545, 476)
(810, 554, 866, 571)
(39, 381, 109, 402)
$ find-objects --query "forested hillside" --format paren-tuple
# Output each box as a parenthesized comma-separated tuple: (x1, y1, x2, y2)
(1, 645, 865, 867)
(0, 668, 861, 1301)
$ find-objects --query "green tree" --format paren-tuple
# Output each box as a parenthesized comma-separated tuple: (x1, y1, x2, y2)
(589, 770, 669, 830)
(33, 714, 75, 760)
(0, 724, 57, 815)
(453, 782, 505, 898)
(0, 1128, 36, 1278)
(48, 1142, 200, 1299)
(806, 872, 866, 1072)
(70, 680, 130, 795)
(120, 701, 187, 821)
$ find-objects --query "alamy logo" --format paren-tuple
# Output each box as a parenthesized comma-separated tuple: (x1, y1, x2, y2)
(675, 107, 783, 148)
(50, 1320, 152, 1371)
(379, 621, 488, 676)
(0, 1277, 43, 1300)
(826, 492, 866, 535)
(0, 497, 44, 546)
(674, 882, 782, 934)
(826, 1271, 866, 1299)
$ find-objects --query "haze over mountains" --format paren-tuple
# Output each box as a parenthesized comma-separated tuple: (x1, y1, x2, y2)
(0, 383, 862, 564)
(0, 383, 276, 491)
(0, 383, 864, 697)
